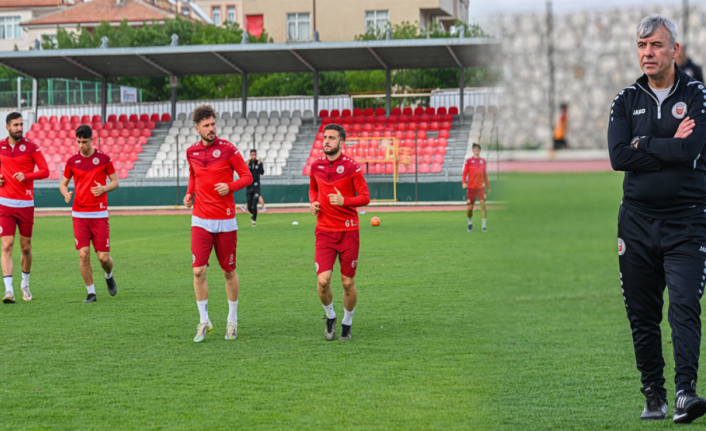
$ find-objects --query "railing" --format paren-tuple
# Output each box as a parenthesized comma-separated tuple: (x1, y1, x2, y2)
(0, 78, 142, 109)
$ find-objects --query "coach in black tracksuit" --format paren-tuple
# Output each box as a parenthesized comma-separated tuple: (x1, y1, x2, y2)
(246, 150, 264, 224)
(608, 15, 706, 423)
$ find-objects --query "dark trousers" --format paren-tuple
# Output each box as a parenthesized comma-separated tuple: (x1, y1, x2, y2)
(246, 185, 261, 221)
(618, 206, 706, 394)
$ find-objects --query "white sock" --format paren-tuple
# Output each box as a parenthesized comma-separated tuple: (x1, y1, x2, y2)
(482, 218, 487, 228)
(104, 271, 113, 279)
(468, 217, 472, 225)
(323, 301, 336, 319)
(86, 284, 96, 295)
(342, 308, 355, 326)
(197, 299, 209, 323)
(21, 271, 29, 288)
(228, 300, 238, 323)
(3, 276, 12, 294)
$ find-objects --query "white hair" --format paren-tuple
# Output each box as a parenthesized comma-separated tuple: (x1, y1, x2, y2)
(637, 14, 678, 47)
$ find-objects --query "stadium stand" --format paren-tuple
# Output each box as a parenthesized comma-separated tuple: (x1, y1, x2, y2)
(25, 113, 171, 180)
(303, 106, 461, 176)
(146, 110, 300, 178)
(464, 105, 498, 159)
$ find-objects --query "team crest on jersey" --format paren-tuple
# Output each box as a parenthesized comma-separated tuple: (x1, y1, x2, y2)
(192, 254, 196, 264)
(0, 226, 3, 234)
(480, 160, 484, 165)
(92, 157, 99, 165)
(336, 166, 345, 174)
(213, 150, 221, 158)
(19, 144, 25, 151)
(672, 102, 688, 119)
(618, 238, 626, 256)
(75, 238, 78, 246)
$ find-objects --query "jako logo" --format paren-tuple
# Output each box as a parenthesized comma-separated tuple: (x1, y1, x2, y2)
(699, 246, 706, 253)
(633, 109, 646, 116)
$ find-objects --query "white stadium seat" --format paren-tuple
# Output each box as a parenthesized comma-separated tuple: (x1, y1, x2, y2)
(280, 110, 290, 118)
(281, 141, 292, 150)
(172, 120, 183, 128)
(258, 118, 268, 126)
(221, 112, 231, 120)
(222, 126, 234, 135)
(269, 118, 280, 126)
(233, 126, 244, 134)
(291, 117, 302, 126)
(259, 142, 270, 151)
(232, 112, 242, 119)
(236, 118, 247, 127)
(168, 127, 179, 136)
(302, 110, 313, 119)
(292, 110, 302, 118)
(280, 117, 291, 126)
(247, 111, 257, 119)
(269, 142, 281, 150)
(287, 125, 299, 134)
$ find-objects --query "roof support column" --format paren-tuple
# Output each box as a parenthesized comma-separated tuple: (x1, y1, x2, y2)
(386, 69, 391, 117)
(459, 67, 465, 124)
(171, 83, 177, 124)
(241, 73, 248, 116)
(101, 77, 107, 124)
(313, 71, 319, 127)
(31, 79, 37, 123)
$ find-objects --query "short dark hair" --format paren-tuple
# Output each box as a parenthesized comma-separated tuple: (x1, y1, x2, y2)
(5, 112, 21, 125)
(192, 105, 217, 125)
(324, 123, 346, 141)
(560, 103, 568, 110)
(250, 149, 257, 154)
(76, 125, 93, 139)
(472, 143, 481, 150)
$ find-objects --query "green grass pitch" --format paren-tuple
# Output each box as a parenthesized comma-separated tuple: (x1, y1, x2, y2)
(0, 173, 690, 429)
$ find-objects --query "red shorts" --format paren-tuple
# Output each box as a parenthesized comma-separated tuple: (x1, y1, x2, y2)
(191, 227, 237, 271)
(315, 229, 360, 278)
(0, 205, 34, 238)
(467, 188, 486, 204)
(73, 217, 110, 252)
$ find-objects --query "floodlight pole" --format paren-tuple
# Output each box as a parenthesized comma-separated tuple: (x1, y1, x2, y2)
(31, 78, 37, 120)
(101, 77, 108, 123)
(459, 67, 465, 124)
(242, 73, 248, 116)
(170, 76, 178, 123)
(16, 77, 21, 111)
(385, 69, 391, 117)
(313, 71, 319, 127)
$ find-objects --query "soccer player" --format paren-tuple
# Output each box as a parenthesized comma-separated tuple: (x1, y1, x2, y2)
(245, 149, 264, 226)
(309, 123, 370, 341)
(0, 112, 49, 303)
(183, 105, 252, 343)
(60, 125, 119, 303)
(609, 15, 706, 423)
(462, 143, 491, 232)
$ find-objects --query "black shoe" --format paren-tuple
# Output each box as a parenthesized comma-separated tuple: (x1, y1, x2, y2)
(324, 316, 336, 341)
(106, 276, 117, 296)
(640, 384, 668, 420)
(674, 381, 706, 424)
(339, 324, 352, 340)
(83, 293, 97, 303)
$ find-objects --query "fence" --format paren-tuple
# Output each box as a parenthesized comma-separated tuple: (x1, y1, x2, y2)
(0, 78, 142, 109)
(349, 87, 502, 112)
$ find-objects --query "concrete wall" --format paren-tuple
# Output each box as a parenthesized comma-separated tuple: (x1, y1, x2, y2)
(488, 4, 704, 149)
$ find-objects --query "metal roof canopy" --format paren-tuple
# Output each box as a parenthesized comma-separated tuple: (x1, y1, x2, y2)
(0, 37, 499, 79)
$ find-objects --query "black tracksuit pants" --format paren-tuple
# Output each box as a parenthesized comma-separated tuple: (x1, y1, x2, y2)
(246, 185, 261, 221)
(618, 206, 706, 395)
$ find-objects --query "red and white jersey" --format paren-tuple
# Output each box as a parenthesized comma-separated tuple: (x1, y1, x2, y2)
(463, 157, 488, 189)
(0, 137, 49, 208)
(186, 137, 252, 229)
(309, 154, 371, 232)
(63, 150, 116, 218)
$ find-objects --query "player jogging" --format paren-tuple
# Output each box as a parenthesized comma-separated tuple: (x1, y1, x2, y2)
(0, 112, 49, 303)
(60, 125, 119, 303)
(184, 105, 252, 343)
(462, 143, 491, 232)
(309, 123, 370, 341)
(609, 15, 706, 423)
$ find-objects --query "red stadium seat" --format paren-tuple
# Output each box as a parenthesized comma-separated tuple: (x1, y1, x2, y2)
(391, 108, 401, 116)
(330, 109, 340, 117)
(160, 113, 171, 122)
(113, 161, 123, 170)
(439, 130, 450, 138)
(414, 107, 425, 115)
(116, 137, 126, 146)
(429, 122, 440, 131)
(47, 131, 57, 139)
(139, 114, 149, 122)
(120, 129, 130, 138)
(113, 122, 123, 130)
(440, 121, 452, 130)
(418, 164, 430, 174)
(396, 123, 406, 131)
(342, 124, 351, 133)
(49, 116, 58, 124)
(51, 154, 62, 163)
(354, 116, 365, 124)
(448, 107, 459, 115)
(38, 116, 48, 124)
(128, 114, 138, 122)
(407, 122, 418, 130)
(118, 114, 128, 122)
(384, 163, 394, 174)
(41, 123, 51, 132)
(343, 116, 354, 125)
(130, 129, 141, 138)
(303, 166, 312, 176)
(358, 108, 368, 116)
(31, 123, 41, 132)
(49, 170, 61, 180)
(409, 115, 420, 123)
(150, 113, 160, 122)
(319, 110, 329, 118)
(124, 161, 134, 170)
(376, 115, 386, 123)
(442, 114, 453, 122)
(109, 130, 120, 138)
(92, 122, 102, 131)
(128, 152, 139, 162)
(430, 163, 442, 173)
(434, 146, 447, 156)
(372, 163, 383, 175)
(402, 108, 413, 116)
(437, 138, 448, 147)
(51, 123, 61, 132)
(423, 147, 434, 156)
(118, 168, 129, 179)
(59, 115, 69, 123)
(433, 154, 445, 165)
(146, 121, 156, 129)
(99, 130, 109, 139)
(398, 115, 409, 123)
(92, 115, 101, 123)
(135, 121, 145, 130)
(437, 107, 447, 115)
(374, 108, 385, 116)
(359, 163, 367, 175)
(321, 117, 332, 126)
(47, 146, 57, 155)
(425, 107, 434, 115)
(123, 122, 134, 130)
(137, 137, 147, 146)
(432, 114, 442, 122)
(118, 153, 129, 162)
(67, 130, 76, 139)
(102, 122, 113, 130)
(398, 163, 407, 174)
(407, 163, 416, 174)
(332, 116, 343, 124)
(342, 109, 351, 117)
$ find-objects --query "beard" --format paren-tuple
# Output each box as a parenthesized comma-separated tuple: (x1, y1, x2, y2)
(10, 130, 22, 140)
(200, 131, 216, 143)
(323, 144, 340, 155)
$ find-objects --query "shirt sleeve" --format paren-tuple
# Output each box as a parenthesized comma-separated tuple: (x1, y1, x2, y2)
(105, 161, 116, 177)
(258, 163, 264, 175)
(63, 163, 73, 180)
(25, 150, 50, 181)
(186, 163, 195, 195)
(639, 93, 706, 164)
(309, 172, 319, 203)
(483, 164, 490, 189)
(344, 172, 371, 207)
(227, 153, 253, 192)
(608, 92, 663, 171)
(462, 162, 469, 184)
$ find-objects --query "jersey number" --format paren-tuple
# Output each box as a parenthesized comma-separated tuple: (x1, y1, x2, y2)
(25, 190, 32, 197)
(344, 219, 358, 228)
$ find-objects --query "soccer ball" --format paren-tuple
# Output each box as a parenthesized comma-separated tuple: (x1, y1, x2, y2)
(371, 217, 381, 226)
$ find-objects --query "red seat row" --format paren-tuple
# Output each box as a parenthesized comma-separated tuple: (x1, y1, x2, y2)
(303, 162, 442, 176)
(31, 120, 155, 133)
(318, 123, 452, 134)
(321, 114, 454, 125)
(319, 107, 458, 118)
(38, 113, 170, 124)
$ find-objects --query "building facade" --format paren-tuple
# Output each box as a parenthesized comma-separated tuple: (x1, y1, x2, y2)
(241, 0, 469, 43)
(191, 0, 244, 27)
(0, 0, 74, 52)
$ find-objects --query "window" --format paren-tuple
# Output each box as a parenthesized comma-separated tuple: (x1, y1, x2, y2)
(227, 6, 236, 23)
(0, 16, 21, 40)
(212, 6, 221, 26)
(286, 13, 311, 42)
(365, 10, 389, 33)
